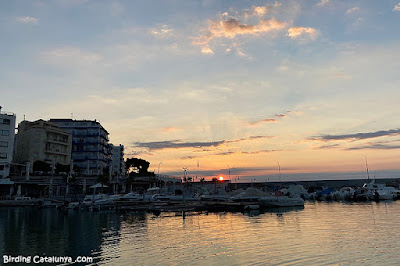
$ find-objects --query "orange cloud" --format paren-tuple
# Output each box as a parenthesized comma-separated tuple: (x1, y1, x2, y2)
(201, 46, 214, 54)
(249, 118, 278, 126)
(288, 27, 318, 40)
(193, 18, 286, 46)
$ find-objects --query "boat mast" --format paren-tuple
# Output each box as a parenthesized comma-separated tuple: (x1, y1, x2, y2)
(365, 156, 370, 180)
(278, 162, 282, 186)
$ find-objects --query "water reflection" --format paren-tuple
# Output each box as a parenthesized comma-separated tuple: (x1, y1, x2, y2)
(0, 208, 122, 265)
(1, 202, 400, 265)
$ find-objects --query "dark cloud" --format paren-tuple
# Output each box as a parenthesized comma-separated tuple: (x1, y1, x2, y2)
(216, 151, 235, 156)
(347, 144, 400, 150)
(312, 129, 400, 141)
(315, 144, 340, 150)
(134, 136, 273, 151)
(133, 140, 225, 150)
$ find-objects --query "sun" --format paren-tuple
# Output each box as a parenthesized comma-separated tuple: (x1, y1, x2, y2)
(218, 176, 224, 181)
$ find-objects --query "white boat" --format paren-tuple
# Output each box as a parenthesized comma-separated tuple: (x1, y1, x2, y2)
(260, 196, 304, 207)
(144, 187, 161, 201)
(357, 180, 399, 200)
(151, 193, 201, 202)
(82, 194, 109, 206)
(122, 192, 144, 201)
(333, 187, 355, 201)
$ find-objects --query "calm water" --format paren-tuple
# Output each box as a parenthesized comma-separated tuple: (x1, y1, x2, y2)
(1, 201, 400, 265)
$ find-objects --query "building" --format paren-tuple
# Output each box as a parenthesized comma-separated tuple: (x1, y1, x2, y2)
(111, 144, 125, 176)
(14, 120, 72, 168)
(0, 107, 16, 178)
(49, 119, 110, 175)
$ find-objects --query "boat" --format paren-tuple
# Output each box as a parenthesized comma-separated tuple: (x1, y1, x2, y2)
(260, 196, 304, 207)
(82, 194, 109, 207)
(333, 187, 355, 201)
(355, 180, 399, 201)
(121, 192, 144, 201)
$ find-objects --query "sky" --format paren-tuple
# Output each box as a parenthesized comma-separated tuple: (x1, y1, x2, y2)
(1, 0, 400, 182)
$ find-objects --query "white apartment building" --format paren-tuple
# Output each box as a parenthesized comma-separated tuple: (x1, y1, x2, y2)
(111, 144, 125, 176)
(0, 107, 16, 178)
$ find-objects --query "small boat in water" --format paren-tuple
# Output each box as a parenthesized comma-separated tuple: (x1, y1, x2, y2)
(260, 196, 304, 207)
(121, 192, 144, 201)
(355, 180, 399, 201)
(333, 187, 355, 201)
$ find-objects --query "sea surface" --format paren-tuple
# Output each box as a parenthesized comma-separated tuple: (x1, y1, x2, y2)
(1, 201, 400, 265)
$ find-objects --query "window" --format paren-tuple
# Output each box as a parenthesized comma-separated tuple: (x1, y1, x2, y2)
(1, 130, 9, 136)
(0, 141, 8, 147)
(2, 119, 10, 125)
(0, 153, 7, 159)
(0, 165, 4, 170)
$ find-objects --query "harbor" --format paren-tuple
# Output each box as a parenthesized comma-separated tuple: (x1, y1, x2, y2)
(2, 175, 400, 213)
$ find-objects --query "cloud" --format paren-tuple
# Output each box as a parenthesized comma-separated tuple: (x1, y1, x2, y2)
(316, 0, 329, 7)
(133, 140, 225, 150)
(16, 16, 39, 24)
(315, 144, 340, 150)
(249, 118, 278, 126)
(201, 46, 214, 54)
(288, 27, 318, 40)
(312, 129, 400, 141)
(133, 135, 272, 151)
(151, 25, 174, 37)
(394, 2, 400, 11)
(244, 3, 281, 17)
(216, 151, 235, 156)
(347, 144, 400, 150)
(193, 18, 286, 46)
(345, 7, 360, 15)
(275, 114, 286, 118)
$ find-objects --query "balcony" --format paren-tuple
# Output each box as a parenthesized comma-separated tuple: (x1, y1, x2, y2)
(45, 149, 69, 156)
(46, 139, 70, 145)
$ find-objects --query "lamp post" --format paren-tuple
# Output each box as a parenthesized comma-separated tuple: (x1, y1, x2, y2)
(183, 167, 188, 182)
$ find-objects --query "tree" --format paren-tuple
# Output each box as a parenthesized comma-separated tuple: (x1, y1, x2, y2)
(125, 158, 154, 176)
